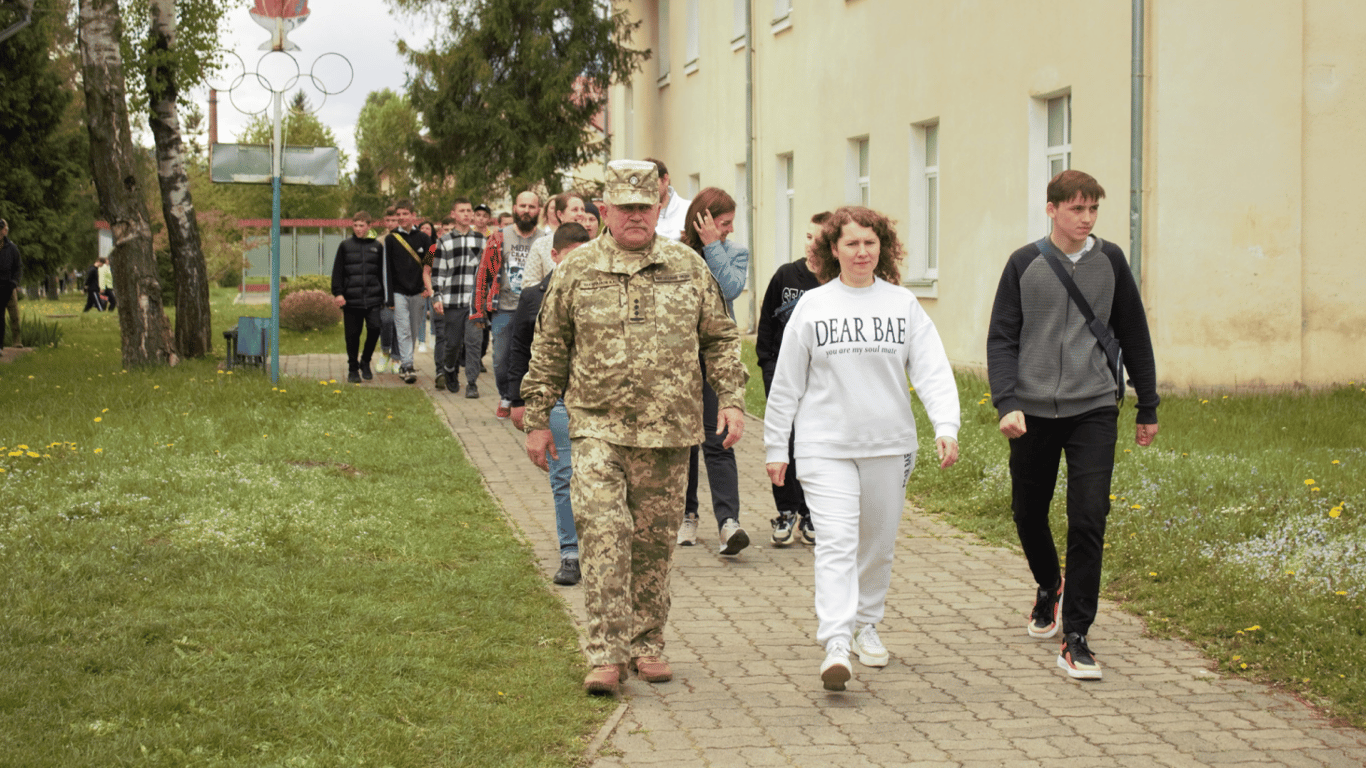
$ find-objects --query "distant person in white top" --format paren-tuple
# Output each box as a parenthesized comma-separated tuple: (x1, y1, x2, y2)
(643, 157, 689, 241)
(763, 206, 961, 692)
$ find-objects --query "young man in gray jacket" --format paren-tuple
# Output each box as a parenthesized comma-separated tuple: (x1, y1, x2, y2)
(987, 170, 1160, 681)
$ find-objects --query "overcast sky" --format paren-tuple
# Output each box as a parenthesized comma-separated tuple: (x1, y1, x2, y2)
(191, 1, 439, 175)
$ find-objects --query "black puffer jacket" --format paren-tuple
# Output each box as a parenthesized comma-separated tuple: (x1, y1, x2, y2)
(331, 236, 385, 309)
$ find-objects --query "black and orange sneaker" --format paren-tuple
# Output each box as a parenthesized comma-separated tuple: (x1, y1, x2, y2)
(1027, 578, 1063, 639)
(1057, 632, 1102, 680)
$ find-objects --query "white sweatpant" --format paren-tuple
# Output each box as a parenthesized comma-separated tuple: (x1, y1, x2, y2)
(798, 453, 915, 650)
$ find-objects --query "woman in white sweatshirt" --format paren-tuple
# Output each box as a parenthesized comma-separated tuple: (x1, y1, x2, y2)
(763, 206, 961, 691)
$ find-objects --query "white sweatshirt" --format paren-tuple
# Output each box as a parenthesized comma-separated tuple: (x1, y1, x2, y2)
(763, 277, 961, 463)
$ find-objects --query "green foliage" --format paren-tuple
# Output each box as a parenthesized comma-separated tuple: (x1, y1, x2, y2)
(396, 0, 649, 198)
(352, 88, 420, 208)
(279, 289, 341, 331)
(0, 301, 614, 764)
(119, 0, 233, 117)
(0, 0, 96, 283)
(13, 314, 63, 348)
(279, 274, 331, 299)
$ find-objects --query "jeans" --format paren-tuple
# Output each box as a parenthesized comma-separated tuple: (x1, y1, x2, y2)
(685, 359, 740, 529)
(548, 400, 577, 558)
(489, 310, 514, 401)
(1009, 406, 1119, 638)
(392, 293, 426, 369)
(341, 305, 380, 369)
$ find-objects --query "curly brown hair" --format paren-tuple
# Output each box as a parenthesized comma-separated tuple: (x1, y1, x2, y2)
(809, 206, 904, 285)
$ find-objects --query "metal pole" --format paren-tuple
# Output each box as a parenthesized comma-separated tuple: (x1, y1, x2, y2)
(270, 90, 283, 384)
(744, 0, 756, 333)
(1129, 0, 1144, 290)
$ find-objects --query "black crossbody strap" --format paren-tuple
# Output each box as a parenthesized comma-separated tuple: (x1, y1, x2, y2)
(1035, 237, 1126, 403)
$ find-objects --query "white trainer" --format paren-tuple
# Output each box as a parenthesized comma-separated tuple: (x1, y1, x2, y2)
(677, 517, 699, 546)
(820, 639, 852, 691)
(417, 342, 428, 353)
(718, 518, 750, 556)
(853, 624, 890, 667)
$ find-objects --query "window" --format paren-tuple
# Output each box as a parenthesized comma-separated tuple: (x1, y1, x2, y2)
(776, 153, 795, 264)
(906, 121, 939, 293)
(684, 0, 699, 73)
(687, 172, 701, 198)
(847, 137, 870, 205)
(623, 83, 635, 158)
(657, 0, 671, 85)
(772, 0, 792, 33)
(1029, 91, 1070, 236)
(732, 0, 747, 48)
(1047, 95, 1071, 179)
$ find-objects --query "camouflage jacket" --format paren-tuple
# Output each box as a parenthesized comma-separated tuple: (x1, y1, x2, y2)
(521, 233, 747, 447)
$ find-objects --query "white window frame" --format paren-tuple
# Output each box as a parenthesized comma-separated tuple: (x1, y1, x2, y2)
(684, 0, 700, 74)
(687, 172, 701, 198)
(657, 0, 671, 86)
(1028, 90, 1071, 237)
(906, 120, 939, 296)
(846, 136, 870, 206)
(732, 0, 747, 49)
(776, 153, 795, 265)
(772, 0, 792, 34)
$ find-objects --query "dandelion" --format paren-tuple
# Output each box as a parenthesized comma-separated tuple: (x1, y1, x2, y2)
(318, 380, 328, 385)
(1148, 571, 1158, 576)
(332, 389, 341, 394)
(1131, 504, 1143, 510)
(1337, 591, 1348, 596)
(26, 452, 39, 458)
(1329, 506, 1343, 519)
(0, 468, 5, 473)
(1312, 487, 1321, 493)
(1332, 460, 1340, 465)
(1109, 494, 1117, 500)
(93, 417, 102, 423)
(1200, 399, 1209, 404)
(101, 408, 109, 413)
(153, 385, 160, 390)
(1244, 625, 1261, 632)
(1240, 663, 1248, 669)
(328, 379, 336, 384)
(1286, 570, 1296, 575)
(1232, 655, 1242, 661)
(1304, 479, 1316, 485)
(94, 448, 103, 454)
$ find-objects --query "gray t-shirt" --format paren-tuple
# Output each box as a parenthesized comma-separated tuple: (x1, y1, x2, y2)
(498, 225, 543, 312)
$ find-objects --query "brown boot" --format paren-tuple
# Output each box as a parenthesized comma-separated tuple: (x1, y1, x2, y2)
(629, 655, 673, 683)
(583, 664, 621, 695)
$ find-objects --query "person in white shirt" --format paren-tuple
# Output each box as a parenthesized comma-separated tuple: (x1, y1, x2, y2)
(644, 157, 689, 241)
(763, 206, 961, 692)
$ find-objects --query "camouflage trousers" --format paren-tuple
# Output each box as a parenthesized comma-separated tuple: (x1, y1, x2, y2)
(571, 436, 690, 666)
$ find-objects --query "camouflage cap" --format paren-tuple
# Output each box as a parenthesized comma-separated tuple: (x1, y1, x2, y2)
(603, 160, 660, 206)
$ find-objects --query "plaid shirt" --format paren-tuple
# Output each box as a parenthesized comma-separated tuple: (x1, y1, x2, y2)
(431, 229, 484, 309)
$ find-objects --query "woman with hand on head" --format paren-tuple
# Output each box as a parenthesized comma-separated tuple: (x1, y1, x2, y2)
(763, 206, 961, 692)
(676, 188, 752, 555)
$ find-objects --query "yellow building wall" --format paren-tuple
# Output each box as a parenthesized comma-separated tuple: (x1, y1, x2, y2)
(610, 0, 1366, 388)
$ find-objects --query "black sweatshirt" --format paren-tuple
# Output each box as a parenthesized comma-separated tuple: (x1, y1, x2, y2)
(986, 236, 1159, 424)
(755, 259, 821, 390)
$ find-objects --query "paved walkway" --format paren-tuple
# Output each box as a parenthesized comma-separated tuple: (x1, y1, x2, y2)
(283, 353, 1366, 768)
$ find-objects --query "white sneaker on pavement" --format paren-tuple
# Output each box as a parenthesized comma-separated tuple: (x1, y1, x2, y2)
(821, 639, 852, 691)
(677, 516, 699, 546)
(853, 624, 890, 667)
(718, 518, 750, 556)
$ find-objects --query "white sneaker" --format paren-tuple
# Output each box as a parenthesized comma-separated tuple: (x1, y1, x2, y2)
(417, 342, 428, 353)
(820, 639, 852, 691)
(677, 517, 699, 546)
(718, 518, 750, 556)
(853, 624, 890, 667)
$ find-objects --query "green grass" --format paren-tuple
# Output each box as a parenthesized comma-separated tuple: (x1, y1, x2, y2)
(741, 338, 1366, 726)
(0, 293, 613, 766)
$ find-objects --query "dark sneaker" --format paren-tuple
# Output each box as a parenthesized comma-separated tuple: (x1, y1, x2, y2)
(359, 361, 373, 380)
(1028, 579, 1063, 639)
(446, 375, 460, 393)
(798, 515, 816, 546)
(629, 656, 672, 683)
(771, 511, 797, 546)
(718, 518, 749, 556)
(465, 384, 479, 399)
(553, 558, 581, 586)
(347, 370, 361, 384)
(400, 366, 417, 384)
(434, 371, 447, 389)
(1057, 632, 1102, 680)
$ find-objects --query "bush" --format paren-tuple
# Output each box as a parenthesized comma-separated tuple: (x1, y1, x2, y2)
(11, 315, 62, 348)
(279, 289, 341, 332)
(280, 274, 332, 300)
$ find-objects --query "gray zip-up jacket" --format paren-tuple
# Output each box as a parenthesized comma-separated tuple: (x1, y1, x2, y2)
(987, 236, 1159, 424)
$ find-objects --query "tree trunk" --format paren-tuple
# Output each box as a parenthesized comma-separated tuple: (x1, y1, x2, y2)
(147, 0, 211, 358)
(77, 0, 175, 367)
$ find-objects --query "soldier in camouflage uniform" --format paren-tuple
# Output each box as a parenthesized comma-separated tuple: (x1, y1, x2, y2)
(521, 159, 749, 695)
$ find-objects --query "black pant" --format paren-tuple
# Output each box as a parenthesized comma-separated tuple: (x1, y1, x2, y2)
(685, 359, 740, 529)
(1009, 406, 1119, 638)
(761, 369, 809, 518)
(440, 306, 481, 386)
(342, 305, 380, 370)
(84, 290, 105, 312)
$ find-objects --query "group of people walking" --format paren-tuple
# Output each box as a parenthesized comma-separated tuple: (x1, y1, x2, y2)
(332, 160, 1160, 695)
